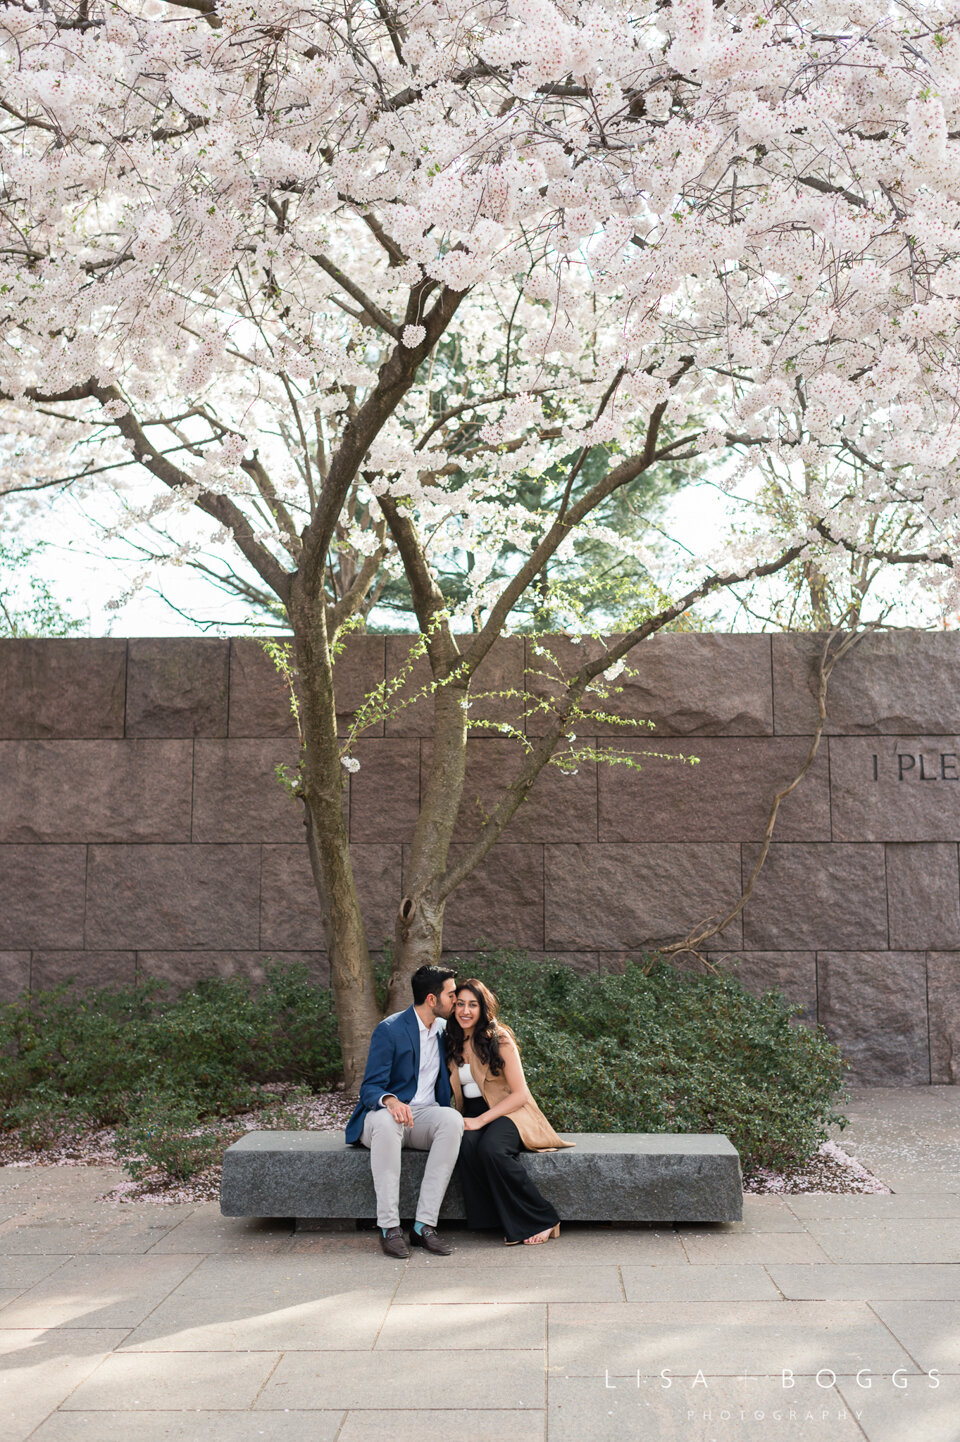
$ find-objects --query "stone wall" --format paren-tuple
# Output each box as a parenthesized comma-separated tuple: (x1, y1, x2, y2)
(1, 632, 959, 1086)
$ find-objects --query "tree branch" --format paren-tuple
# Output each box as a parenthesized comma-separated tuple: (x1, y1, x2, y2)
(461, 401, 676, 676)
(311, 253, 401, 339)
(2, 379, 294, 603)
(327, 517, 390, 633)
(376, 491, 460, 675)
(440, 542, 814, 897)
(297, 282, 466, 602)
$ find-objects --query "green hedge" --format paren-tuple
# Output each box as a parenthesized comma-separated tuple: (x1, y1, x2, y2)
(0, 952, 848, 1179)
(0, 962, 342, 1135)
(458, 951, 849, 1172)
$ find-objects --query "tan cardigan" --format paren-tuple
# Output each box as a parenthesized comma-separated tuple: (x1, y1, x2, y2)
(448, 1024, 574, 1152)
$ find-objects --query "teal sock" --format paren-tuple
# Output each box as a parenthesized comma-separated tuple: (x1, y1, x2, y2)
(413, 1220, 425, 1235)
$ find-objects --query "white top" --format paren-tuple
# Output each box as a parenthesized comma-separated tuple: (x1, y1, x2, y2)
(410, 1011, 442, 1105)
(458, 1061, 483, 1099)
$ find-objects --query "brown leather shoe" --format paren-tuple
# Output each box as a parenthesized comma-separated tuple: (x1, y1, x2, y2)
(409, 1224, 453, 1256)
(379, 1226, 410, 1259)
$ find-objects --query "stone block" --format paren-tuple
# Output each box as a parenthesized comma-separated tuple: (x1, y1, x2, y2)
(0, 952, 29, 1002)
(329, 632, 388, 731)
(742, 844, 888, 950)
(927, 953, 960, 1085)
(85, 844, 261, 950)
(596, 950, 659, 973)
(192, 740, 304, 843)
(348, 739, 421, 843)
(524, 633, 774, 737)
(0, 639, 127, 739)
(440, 843, 545, 949)
(228, 634, 386, 738)
(886, 843, 960, 950)
(137, 950, 329, 991)
(598, 737, 830, 843)
(773, 630, 960, 735)
(707, 952, 818, 1023)
(447, 948, 602, 975)
(228, 638, 298, 737)
(30, 951, 136, 993)
(220, 1130, 743, 1223)
(384, 636, 525, 737)
(125, 639, 229, 738)
(544, 843, 743, 950)
(437, 738, 597, 845)
(0, 741, 192, 843)
(816, 951, 930, 1084)
(831, 736, 960, 841)
(0, 846, 87, 948)
(260, 843, 400, 951)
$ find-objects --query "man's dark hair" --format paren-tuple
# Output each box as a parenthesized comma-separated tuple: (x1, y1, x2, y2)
(410, 964, 457, 1006)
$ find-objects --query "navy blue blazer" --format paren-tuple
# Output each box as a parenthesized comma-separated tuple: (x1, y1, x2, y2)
(345, 1006, 452, 1145)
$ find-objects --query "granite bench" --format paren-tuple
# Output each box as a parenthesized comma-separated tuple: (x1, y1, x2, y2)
(220, 1131, 743, 1224)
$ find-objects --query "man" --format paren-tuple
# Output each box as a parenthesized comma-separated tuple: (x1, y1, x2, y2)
(345, 963, 464, 1258)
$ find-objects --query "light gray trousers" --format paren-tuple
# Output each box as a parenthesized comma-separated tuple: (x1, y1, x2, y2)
(360, 1103, 464, 1230)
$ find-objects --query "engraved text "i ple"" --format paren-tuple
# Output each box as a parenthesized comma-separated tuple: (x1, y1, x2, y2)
(871, 753, 960, 781)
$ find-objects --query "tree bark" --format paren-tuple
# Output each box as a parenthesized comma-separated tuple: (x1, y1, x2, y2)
(386, 676, 469, 1012)
(289, 583, 381, 1088)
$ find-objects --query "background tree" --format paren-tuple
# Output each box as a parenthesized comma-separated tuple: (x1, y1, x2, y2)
(0, 539, 83, 637)
(724, 455, 940, 632)
(2, 0, 959, 1080)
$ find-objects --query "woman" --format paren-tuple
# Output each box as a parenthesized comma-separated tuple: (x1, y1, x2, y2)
(446, 978, 573, 1246)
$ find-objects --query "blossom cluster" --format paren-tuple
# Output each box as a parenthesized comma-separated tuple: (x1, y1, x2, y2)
(0, 0, 958, 613)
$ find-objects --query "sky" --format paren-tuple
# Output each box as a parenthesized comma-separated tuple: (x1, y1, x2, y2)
(8, 459, 944, 638)
(11, 472, 737, 637)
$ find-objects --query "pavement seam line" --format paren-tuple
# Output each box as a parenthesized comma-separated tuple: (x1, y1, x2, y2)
(249, 1348, 286, 1409)
(369, 1251, 407, 1350)
(542, 1300, 549, 1442)
(834, 1377, 883, 1442)
(863, 1298, 929, 1376)
(139, 1202, 201, 1254)
(30, 1317, 139, 1433)
(115, 1249, 207, 1346)
(0, 1253, 73, 1316)
(762, 1263, 788, 1301)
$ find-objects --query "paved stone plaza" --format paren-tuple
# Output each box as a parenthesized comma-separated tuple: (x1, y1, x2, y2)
(0, 1088, 957, 1442)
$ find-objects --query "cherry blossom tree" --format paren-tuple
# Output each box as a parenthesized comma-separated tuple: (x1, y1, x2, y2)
(2, 0, 960, 1080)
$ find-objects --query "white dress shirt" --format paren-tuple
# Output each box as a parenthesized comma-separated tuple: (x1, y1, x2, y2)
(411, 1011, 441, 1104)
(380, 1011, 443, 1110)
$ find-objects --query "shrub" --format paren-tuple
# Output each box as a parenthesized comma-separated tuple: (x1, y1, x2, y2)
(4, 1086, 88, 1151)
(114, 1092, 231, 1183)
(1, 950, 848, 1181)
(454, 950, 849, 1172)
(0, 961, 342, 1134)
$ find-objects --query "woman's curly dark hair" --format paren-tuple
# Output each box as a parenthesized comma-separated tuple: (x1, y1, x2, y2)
(444, 978, 507, 1077)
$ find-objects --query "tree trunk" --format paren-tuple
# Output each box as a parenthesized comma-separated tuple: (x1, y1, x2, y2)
(290, 589, 381, 1089)
(302, 797, 380, 1088)
(806, 560, 831, 630)
(385, 677, 469, 1013)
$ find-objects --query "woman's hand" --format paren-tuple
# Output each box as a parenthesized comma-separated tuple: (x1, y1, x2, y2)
(462, 1117, 485, 1132)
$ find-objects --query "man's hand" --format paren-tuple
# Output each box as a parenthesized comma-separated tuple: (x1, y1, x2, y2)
(384, 1096, 413, 1127)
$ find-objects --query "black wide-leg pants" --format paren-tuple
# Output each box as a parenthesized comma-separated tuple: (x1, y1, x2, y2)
(457, 1100, 560, 1243)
